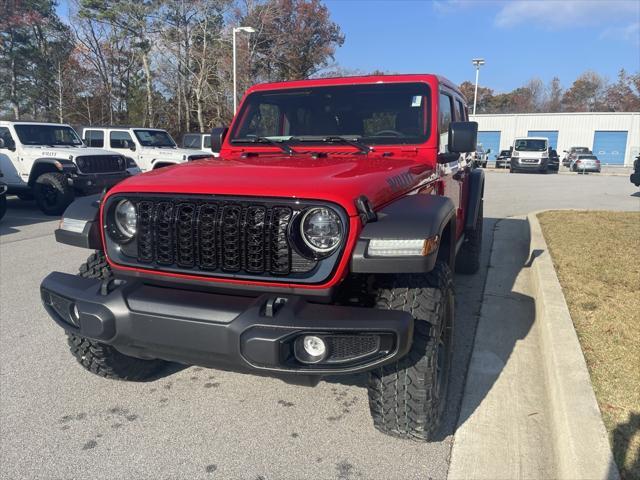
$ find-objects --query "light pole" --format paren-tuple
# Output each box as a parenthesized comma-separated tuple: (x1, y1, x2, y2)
(472, 58, 485, 116)
(233, 26, 255, 113)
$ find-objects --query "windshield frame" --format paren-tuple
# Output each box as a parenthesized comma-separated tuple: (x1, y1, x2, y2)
(133, 129, 177, 148)
(13, 124, 84, 147)
(229, 82, 432, 147)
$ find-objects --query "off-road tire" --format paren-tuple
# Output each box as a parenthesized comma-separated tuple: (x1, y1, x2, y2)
(0, 194, 6, 220)
(455, 200, 483, 274)
(34, 172, 74, 215)
(367, 262, 454, 441)
(66, 251, 166, 381)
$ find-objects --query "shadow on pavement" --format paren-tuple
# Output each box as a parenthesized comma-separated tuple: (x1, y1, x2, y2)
(0, 196, 55, 236)
(612, 412, 640, 480)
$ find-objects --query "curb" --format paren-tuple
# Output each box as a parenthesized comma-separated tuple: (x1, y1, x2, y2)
(484, 168, 631, 177)
(527, 212, 619, 479)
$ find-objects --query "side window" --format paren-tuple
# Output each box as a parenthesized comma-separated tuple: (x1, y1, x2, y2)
(0, 127, 15, 149)
(456, 99, 466, 121)
(203, 135, 211, 149)
(439, 92, 453, 153)
(110, 131, 133, 149)
(85, 130, 104, 148)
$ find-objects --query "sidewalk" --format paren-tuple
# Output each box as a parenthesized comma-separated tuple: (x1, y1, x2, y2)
(447, 215, 618, 480)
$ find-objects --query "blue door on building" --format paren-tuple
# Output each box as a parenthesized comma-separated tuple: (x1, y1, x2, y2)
(478, 131, 501, 160)
(592, 131, 628, 164)
(528, 130, 559, 149)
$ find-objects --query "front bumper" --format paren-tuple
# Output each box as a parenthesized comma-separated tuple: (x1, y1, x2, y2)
(40, 272, 413, 379)
(68, 172, 130, 192)
(512, 158, 549, 172)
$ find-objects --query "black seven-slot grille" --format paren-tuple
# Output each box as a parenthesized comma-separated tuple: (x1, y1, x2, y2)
(76, 155, 125, 174)
(132, 197, 318, 278)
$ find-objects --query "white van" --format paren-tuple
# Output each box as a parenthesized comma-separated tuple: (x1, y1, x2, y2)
(82, 127, 213, 172)
(510, 137, 550, 174)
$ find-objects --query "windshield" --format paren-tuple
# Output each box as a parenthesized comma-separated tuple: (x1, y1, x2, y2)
(133, 129, 177, 147)
(573, 147, 590, 153)
(514, 139, 547, 152)
(14, 124, 83, 146)
(230, 83, 430, 146)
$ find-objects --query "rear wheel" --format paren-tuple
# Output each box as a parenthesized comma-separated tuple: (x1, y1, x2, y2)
(34, 172, 74, 215)
(367, 263, 454, 441)
(66, 251, 167, 381)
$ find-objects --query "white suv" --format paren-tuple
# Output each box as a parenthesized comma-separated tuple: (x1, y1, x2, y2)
(83, 127, 213, 172)
(0, 121, 137, 215)
(182, 132, 219, 157)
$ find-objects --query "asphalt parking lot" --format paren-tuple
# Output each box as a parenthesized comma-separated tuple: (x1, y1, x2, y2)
(1, 172, 638, 480)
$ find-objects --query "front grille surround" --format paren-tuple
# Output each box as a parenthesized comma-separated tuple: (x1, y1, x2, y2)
(75, 155, 126, 174)
(103, 193, 348, 285)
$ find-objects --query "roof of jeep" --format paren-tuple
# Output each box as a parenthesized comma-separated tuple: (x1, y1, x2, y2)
(245, 74, 463, 98)
(82, 126, 168, 131)
(0, 120, 72, 127)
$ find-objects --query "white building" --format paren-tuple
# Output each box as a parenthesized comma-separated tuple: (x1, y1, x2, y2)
(470, 112, 639, 166)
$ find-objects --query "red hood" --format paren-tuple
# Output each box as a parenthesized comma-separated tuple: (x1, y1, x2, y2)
(108, 153, 436, 216)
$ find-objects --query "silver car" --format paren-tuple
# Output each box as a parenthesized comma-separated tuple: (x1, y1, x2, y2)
(570, 154, 601, 173)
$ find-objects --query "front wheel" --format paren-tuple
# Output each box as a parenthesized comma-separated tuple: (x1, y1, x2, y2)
(367, 262, 454, 441)
(34, 172, 74, 215)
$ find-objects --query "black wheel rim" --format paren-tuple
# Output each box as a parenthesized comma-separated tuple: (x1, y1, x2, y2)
(41, 183, 58, 206)
(435, 292, 453, 402)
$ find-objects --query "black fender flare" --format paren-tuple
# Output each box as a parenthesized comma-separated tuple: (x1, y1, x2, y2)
(54, 194, 102, 249)
(350, 195, 456, 274)
(29, 158, 77, 185)
(465, 168, 485, 231)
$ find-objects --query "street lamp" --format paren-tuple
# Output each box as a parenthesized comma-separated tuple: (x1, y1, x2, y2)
(233, 26, 255, 113)
(471, 58, 485, 116)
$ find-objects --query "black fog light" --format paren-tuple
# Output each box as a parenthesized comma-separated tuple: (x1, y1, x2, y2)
(294, 335, 328, 364)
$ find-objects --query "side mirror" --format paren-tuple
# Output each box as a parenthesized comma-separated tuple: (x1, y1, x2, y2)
(127, 140, 136, 151)
(210, 126, 228, 153)
(0, 138, 4, 148)
(448, 121, 477, 154)
(486, 148, 491, 154)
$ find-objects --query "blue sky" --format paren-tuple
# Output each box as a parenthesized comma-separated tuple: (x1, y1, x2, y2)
(56, 0, 640, 93)
(325, 0, 640, 92)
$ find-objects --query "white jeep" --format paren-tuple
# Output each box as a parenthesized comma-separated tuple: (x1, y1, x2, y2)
(0, 121, 138, 215)
(82, 127, 213, 172)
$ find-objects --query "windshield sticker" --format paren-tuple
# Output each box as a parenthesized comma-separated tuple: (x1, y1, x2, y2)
(411, 96, 422, 107)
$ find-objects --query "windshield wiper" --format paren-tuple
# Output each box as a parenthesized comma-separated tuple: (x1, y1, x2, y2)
(231, 136, 296, 155)
(293, 136, 371, 154)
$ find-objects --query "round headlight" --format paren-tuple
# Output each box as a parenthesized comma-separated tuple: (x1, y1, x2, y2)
(300, 207, 343, 253)
(114, 199, 137, 238)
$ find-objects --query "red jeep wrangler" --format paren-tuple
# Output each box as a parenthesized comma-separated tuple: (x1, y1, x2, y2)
(41, 74, 483, 441)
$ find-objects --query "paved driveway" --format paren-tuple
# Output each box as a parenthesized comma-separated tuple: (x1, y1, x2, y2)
(0, 173, 637, 480)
